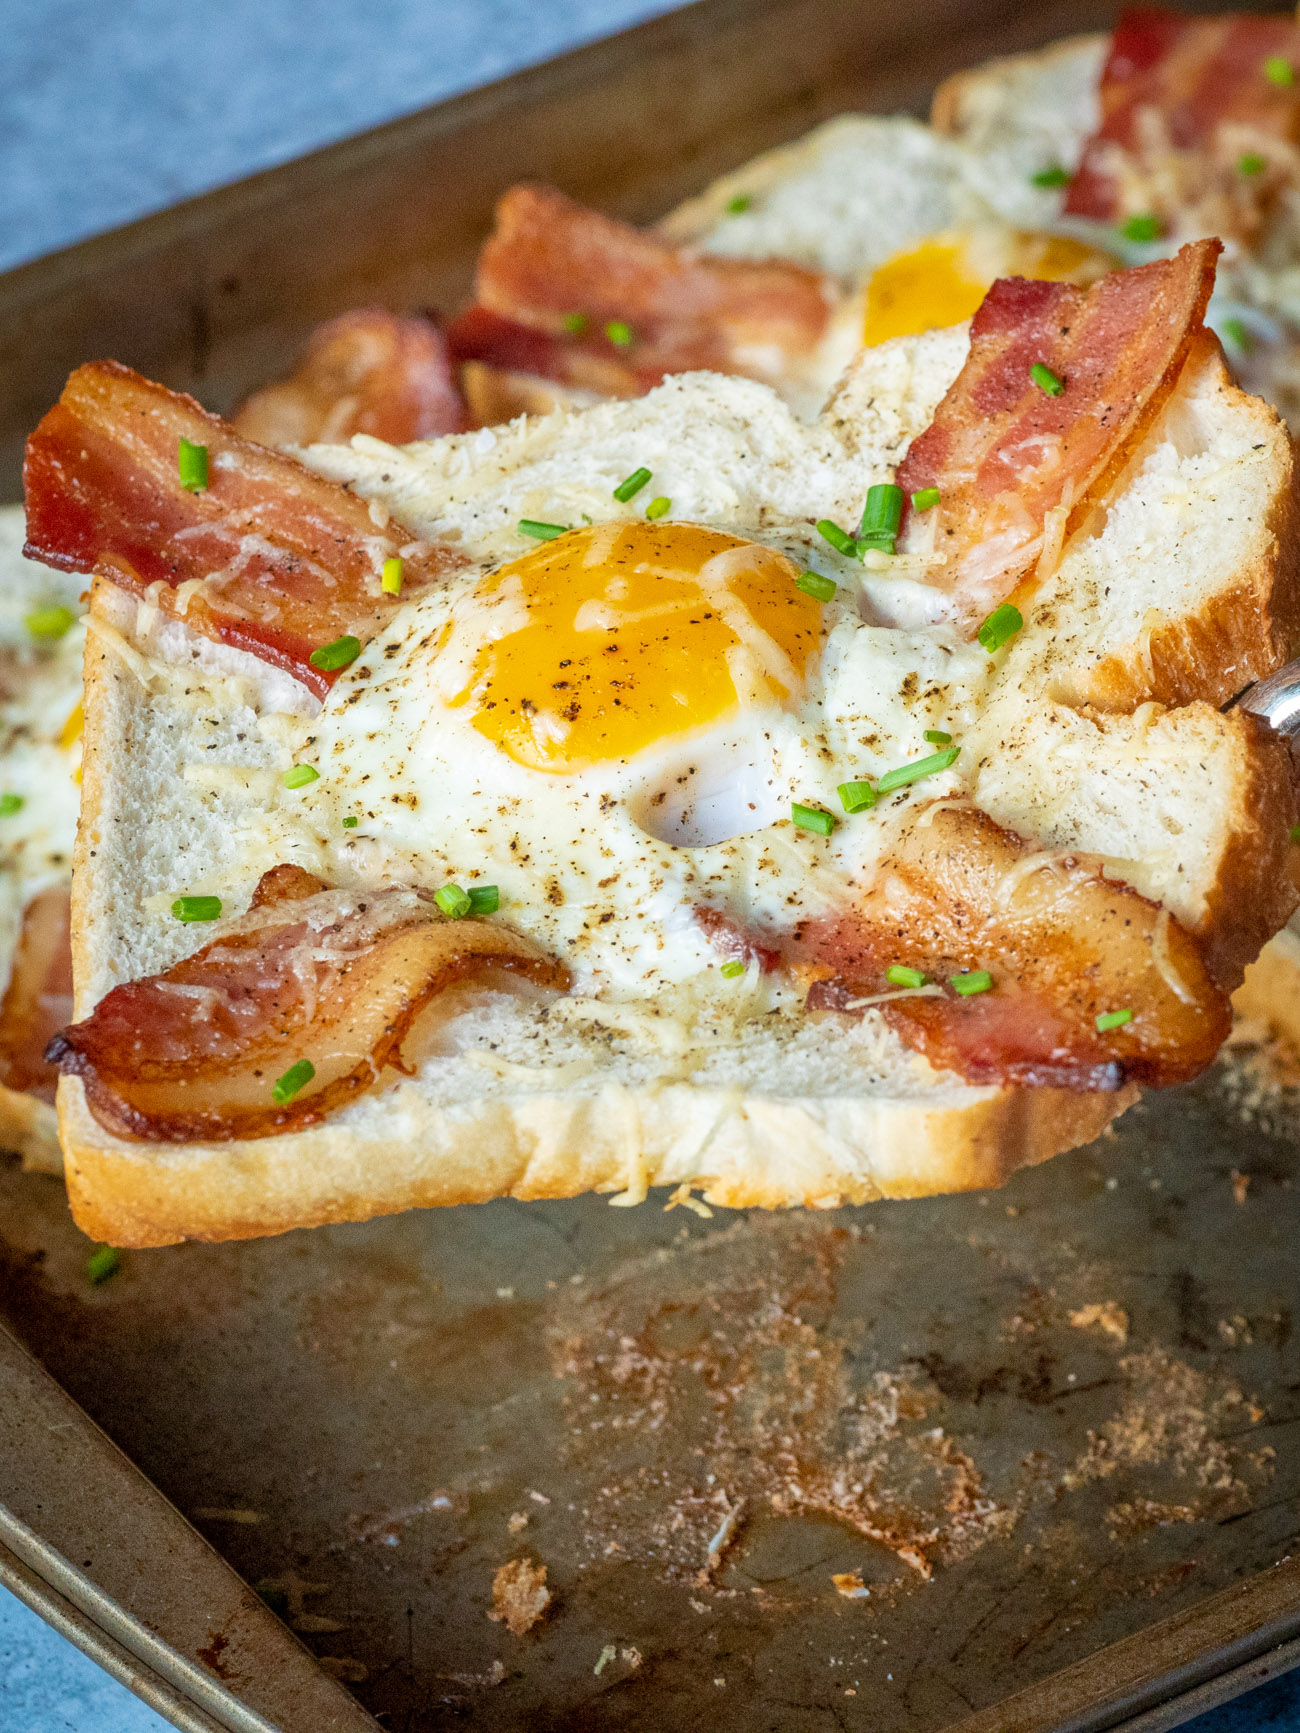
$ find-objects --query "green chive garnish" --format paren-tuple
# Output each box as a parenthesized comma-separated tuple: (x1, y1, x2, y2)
(816, 519, 859, 559)
(435, 883, 472, 919)
(923, 729, 952, 745)
(837, 780, 876, 814)
(726, 194, 753, 215)
(519, 520, 568, 540)
(1291, 823, 1300, 843)
(172, 895, 222, 922)
(87, 1245, 120, 1285)
(977, 602, 1023, 653)
(614, 466, 652, 503)
(792, 803, 836, 837)
(1030, 361, 1065, 396)
(467, 885, 500, 915)
(0, 793, 23, 817)
(606, 320, 634, 348)
(178, 437, 209, 492)
(1222, 317, 1251, 353)
(343, 815, 359, 829)
(382, 556, 404, 595)
(1096, 1008, 1133, 1032)
(283, 765, 319, 789)
(887, 964, 926, 989)
(876, 747, 960, 794)
(1031, 165, 1071, 188)
(951, 970, 993, 997)
(26, 604, 75, 640)
(646, 496, 671, 520)
(1121, 213, 1162, 243)
(797, 571, 837, 603)
(272, 1059, 315, 1105)
(1266, 55, 1294, 85)
(858, 482, 904, 554)
(308, 635, 362, 673)
(1239, 152, 1267, 176)
(563, 312, 589, 335)
(910, 488, 940, 512)
(720, 959, 746, 978)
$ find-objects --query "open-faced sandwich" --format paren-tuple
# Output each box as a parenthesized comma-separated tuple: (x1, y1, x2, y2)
(20, 237, 1300, 1246)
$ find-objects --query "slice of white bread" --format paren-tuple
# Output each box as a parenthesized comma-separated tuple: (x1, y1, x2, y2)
(57, 323, 1299, 1247)
(0, 508, 83, 1174)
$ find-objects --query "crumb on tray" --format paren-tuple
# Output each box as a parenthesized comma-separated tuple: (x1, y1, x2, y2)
(489, 1558, 551, 1635)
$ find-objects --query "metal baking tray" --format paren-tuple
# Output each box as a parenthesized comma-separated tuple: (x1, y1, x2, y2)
(4, 1, 1300, 1727)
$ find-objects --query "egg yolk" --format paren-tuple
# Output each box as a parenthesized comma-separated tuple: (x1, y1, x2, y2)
(448, 521, 822, 774)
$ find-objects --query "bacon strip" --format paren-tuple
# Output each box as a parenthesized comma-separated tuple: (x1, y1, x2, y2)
(1066, 8, 1300, 236)
(446, 183, 831, 397)
(795, 806, 1228, 1090)
(233, 309, 466, 448)
(897, 240, 1219, 628)
(0, 888, 73, 1103)
(24, 362, 462, 700)
(47, 866, 569, 1143)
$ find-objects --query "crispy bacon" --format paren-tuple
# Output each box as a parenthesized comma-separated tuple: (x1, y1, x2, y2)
(1067, 8, 1300, 239)
(23, 362, 462, 700)
(47, 867, 569, 1143)
(0, 888, 73, 1103)
(695, 904, 781, 974)
(897, 241, 1219, 628)
(795, 806, 1229, 1090)
(232, 309, 466, 448)
(445, 183, 831, 398)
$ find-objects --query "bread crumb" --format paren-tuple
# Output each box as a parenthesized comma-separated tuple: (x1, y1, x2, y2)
(1069, 1302, 1129, 1345)
(832, 1571, 870, 1598)
(489, 1559, 551, 1636)
(508, 1512, 529, 1534)
(1231, 1170, 1251, 1205)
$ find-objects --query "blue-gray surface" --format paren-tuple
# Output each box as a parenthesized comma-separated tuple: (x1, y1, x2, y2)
(1, 2, 1298, 1728)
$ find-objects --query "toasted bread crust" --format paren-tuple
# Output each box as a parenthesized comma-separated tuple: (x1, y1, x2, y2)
(929, 33, 1108, 138)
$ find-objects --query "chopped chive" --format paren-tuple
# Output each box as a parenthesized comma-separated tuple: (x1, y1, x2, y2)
(1222, 317, 1251, 354)
(720, 958, 746, 978)
(518, 519, 568, 540)
(562, 312, 589, 335)
(876, 746, 960, 794)
(837, 780, 876, 814)
(887, 964, 926, 989)
(1291, 823, 1300, 843)
(172, 895, 222, 922)
(256, 1580, 289, 1616)
(87, 1245, 120, 1285)
(645, 496, 671, 520)
(1266, 54, 1294, 85)
(951, 970, 993, 997)
(606, 320, 634, 348)
(1096, 1007, 1133, 1032)
(792, 802, 836, 837)
(467, 885, 500, 915)
(283, 764, 320, 790)
(272, 1058, 315, 1105)
(382, 555, 404, 595)
(308, 634, 362, 673)
(1239, 151, 1267, 176)
(816, 519, 859, 559)
(858, 482, 904, 554)
(435, 883, 472, 919)
(725, 194, 753, 215)
(923, 729, 952, 745)
(26, 604, 76, 640)
(1031, 164, 1071, 188)
(178, 437, 209, 492)
(796, 570, 837, 603)
(1030, 361, 1065, 396)
(977, 602, 1023, 653)
(910, 487, 940, 512)
(342, 815, 359, 829)
(614, 466, 652, 503)
(0, 793, 23, 817)
(1121, 213, 1162, 243)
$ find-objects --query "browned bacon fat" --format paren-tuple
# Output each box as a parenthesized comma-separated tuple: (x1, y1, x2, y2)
(897, 240, 1219, 627)
(446, 183, 831, 397)
(1067, 8, 1300, 243)
(47, 867, 569, 1143)
(797, 806, 1230, 1091)
(233, 309, 466, 448)
(24, 362, 461, 700)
